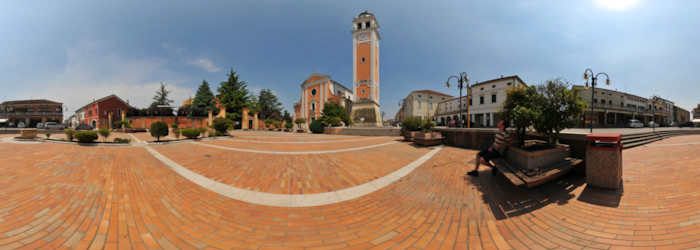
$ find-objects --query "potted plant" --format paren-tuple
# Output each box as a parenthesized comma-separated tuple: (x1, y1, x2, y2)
(284, 122, 294, 132)
(401, 116, 422, 142)
(294, 118, 306, 133)
(414, 117, 443, 146)
(501, 79, 587, 172)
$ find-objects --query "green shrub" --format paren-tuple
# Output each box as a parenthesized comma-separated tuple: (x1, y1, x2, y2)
(74, 131, 98, 143)
(45, 131, 51, 139)
(114, 138, 131, 144)
(150, 121, 169, 141)
(173, 129, 181, 139)
(171, 123, 179, 128)
(284, 122, 293, 129)
(213, 117, 232, 135)
(402, 117, 423, 131)
(198, 127, 208, 135)
(309, 119, 324, 134)
(181, 128, 200, 139)
(294, 118, 306, 129)
(421, 117, 435, 132)
(98, 127, 111, 142)
(63, 128, 75, 141)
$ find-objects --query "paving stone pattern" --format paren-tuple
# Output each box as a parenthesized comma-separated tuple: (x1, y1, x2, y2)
(0, 132, 699, 249)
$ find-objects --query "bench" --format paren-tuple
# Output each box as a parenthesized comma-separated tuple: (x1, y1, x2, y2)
(491, 157, 582, 188)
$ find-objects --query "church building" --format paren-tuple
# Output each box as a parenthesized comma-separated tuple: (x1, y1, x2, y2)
(294, 11, 383, 128)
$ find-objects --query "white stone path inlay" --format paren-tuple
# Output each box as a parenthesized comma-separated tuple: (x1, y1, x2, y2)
(191, 140, 400, 154)
(221, 137, 382, 144)
(144, 143, 442, 207)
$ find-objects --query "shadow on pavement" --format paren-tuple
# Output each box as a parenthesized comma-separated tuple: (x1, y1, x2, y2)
(466, 171, 586, 220)
(577, 182, 624, 207)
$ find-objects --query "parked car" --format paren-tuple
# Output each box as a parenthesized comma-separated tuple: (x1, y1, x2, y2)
(679, 121, 695, 128)
(647, 121, 658, 127)
(36, 123, 44, 129)
(75, 123, 93, 131)
(667, 121, 676, 127)
(44, 122, 62, 130)
(17, 121, 25, 128)
(627, 119, 644, 128)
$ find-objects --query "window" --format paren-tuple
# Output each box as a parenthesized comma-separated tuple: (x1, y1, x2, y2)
(361, 57, 366, 63)
(492, 85, 495, 88)
(365, 21, 370, 28)
(429, 102, 433, 109)
(88, 110, 92, 116)
(600, 99, 605, 104)
(469, 98, 472, 106)
(311, 89, 317, 96)
(507, 82, 512, 86)
(480, 87, 484, 91)
(418, 101, 422, 109)
(620, 102, 624, 107)
(609, 100, 612, 105)
(594, 99, 597, 103)
(417, 95, 421, 98)
(117, 108, 122, 115)
(492, 94, 497, 103)
(480, 96, 484, 104)
(311, 103, 316, 111)
(357, 23, 361, 29)
(361, 89, 366, 94)
(56, 107, 61, 112)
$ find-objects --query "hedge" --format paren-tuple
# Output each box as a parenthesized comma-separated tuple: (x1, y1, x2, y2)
(74, 131, 98, 143)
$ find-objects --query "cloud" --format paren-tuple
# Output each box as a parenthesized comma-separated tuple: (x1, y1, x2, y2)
(17, 39, 193, 114)
(189, 58, 220, 73)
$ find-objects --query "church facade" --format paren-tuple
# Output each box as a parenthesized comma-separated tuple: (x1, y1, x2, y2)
(293, 11, 383, 128)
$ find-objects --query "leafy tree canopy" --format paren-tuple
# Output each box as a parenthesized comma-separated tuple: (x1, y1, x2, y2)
(320, 102, 351, 126)
(282, 110, 292, 123)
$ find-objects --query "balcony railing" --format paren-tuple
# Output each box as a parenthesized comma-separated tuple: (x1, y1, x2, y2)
(1, 112, 63, 116)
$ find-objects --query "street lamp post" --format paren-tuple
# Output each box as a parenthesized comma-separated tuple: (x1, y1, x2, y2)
(446, 72, 470, 128)
(649, 96, 660, 133)
(583, 68, 611, 133)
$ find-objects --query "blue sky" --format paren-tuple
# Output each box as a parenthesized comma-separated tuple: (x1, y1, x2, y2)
(2, 0, 699, 118)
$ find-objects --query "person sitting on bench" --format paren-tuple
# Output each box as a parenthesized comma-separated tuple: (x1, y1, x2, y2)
(467, 120, 511, 177)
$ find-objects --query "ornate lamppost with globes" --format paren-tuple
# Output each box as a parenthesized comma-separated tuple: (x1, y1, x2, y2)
(446, 72, 471, 128)
(583, 68, 611, 133)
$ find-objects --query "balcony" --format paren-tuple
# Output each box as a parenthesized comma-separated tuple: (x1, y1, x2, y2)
(3, 112, 63, 117)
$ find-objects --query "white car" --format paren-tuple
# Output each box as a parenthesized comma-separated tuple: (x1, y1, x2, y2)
(17, 121, 25, 128)
(36, 123, 44, 129)
(627, 119, 643, 128)
(647, 121, 658, 128)
(44, 122, 63, 130)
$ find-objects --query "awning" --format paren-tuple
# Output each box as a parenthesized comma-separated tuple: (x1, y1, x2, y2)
(0, 119, 7, 123)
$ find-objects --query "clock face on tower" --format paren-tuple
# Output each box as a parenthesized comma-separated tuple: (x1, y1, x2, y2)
(358, 33, 369, 41)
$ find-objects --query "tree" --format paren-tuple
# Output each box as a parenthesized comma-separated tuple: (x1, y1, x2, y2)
(98, 127, 111, 142)
(501, 85, 540, 147)
(217, 68, 250, 121)
(212, 117, 233, 136)
(150, 121, 169, 142)
(532, 79, 587, 146)
(193, 80, 216, 112)
(150, 82, 174, 109)
(282, 110, 292, 124)
(294, 118, 306, 129)
(258, 89, 283, 120)
(319, 103, 351, 126)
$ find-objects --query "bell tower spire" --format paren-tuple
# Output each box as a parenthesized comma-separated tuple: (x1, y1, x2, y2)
(350, 10, 382, 126)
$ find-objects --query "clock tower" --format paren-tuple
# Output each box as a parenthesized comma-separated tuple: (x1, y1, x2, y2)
(350, 11, 382, 127)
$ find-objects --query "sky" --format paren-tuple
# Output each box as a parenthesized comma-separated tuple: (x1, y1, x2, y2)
(2, 0, 699, 119)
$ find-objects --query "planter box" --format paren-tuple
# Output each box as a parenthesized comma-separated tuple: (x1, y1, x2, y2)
(403, 131, 418, 142)
(296, 129, 305, 133)
(284, 128, 293, 132)
(505, 140, 570, 171)
(414, 132, 443, 146)
(20, 129, 38, 139)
